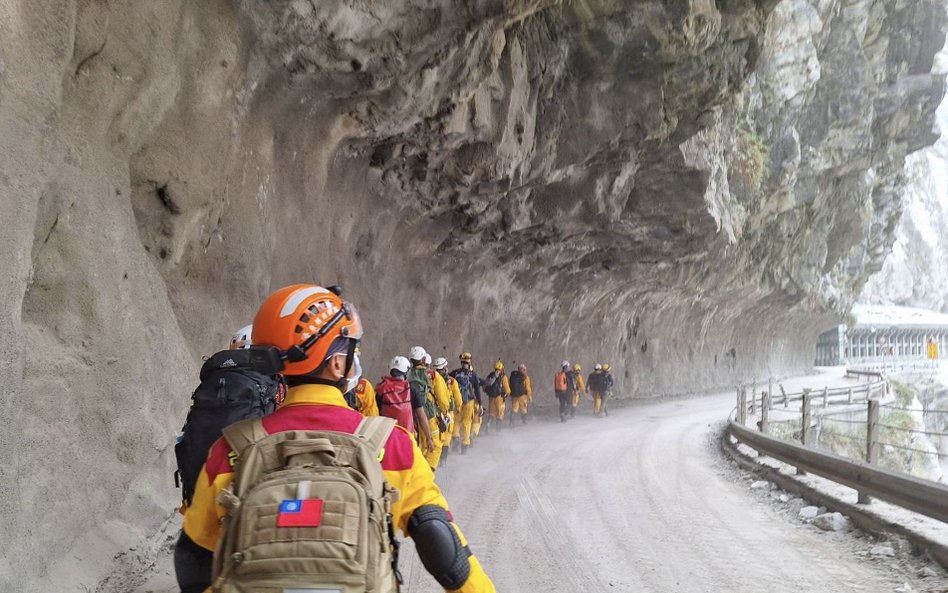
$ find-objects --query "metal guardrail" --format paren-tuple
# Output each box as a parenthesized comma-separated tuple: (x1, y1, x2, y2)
(728, 369, 948, 524)
(727, 420, 948, 524)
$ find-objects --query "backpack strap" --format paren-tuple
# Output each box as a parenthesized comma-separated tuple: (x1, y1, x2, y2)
(355, 416, 396, 458)
(221, 417, 268, 458)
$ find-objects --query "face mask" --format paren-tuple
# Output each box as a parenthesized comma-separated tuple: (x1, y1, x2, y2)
(343, 351, 362, 394)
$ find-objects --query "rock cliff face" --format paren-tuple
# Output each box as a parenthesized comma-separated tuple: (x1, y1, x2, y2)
(1, 0, 945, 589)
(862, 48, 948, 312)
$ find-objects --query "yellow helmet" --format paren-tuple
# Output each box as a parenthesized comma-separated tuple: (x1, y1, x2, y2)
(494, 360, 504, 371)
(459, 351, 472, 362)
(602, 363, 610, 371)
(572, 363, 581, 372)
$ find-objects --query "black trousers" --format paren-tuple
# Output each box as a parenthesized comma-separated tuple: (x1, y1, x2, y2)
(174, 531, 213, 593)
(556, 392, 570, 417)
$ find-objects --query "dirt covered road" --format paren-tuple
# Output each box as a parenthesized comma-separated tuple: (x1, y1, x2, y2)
(134, 372, 942, 593)
(398, 385, 937, 593)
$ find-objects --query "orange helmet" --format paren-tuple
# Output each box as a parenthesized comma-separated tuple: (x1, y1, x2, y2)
(252, 284, 363, 376)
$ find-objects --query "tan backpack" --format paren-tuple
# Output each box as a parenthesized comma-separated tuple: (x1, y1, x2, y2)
(211, 415, 401, 593)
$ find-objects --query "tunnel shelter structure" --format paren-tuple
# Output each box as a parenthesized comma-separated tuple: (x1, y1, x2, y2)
(815, 305, 948, 366)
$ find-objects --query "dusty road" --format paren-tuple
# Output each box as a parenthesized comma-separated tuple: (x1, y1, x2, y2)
(398, 382, 930, 593)
(134, 371, 940, 593)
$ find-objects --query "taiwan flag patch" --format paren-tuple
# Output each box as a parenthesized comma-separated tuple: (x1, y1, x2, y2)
(277, 499, 324, 528)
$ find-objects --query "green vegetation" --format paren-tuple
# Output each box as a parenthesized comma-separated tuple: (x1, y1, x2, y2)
(889, 378, 915, 407)
(729, 126, 770, 190)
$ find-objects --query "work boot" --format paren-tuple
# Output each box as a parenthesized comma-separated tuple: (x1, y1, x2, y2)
(570, 408, 575, 418)
(461, 443, 468, 455)
(559, 413, 566, 423)
(522, 414, 527, 425)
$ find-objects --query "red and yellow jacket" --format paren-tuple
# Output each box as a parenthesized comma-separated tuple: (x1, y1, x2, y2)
(182, 383, 494, 592)
(354, 376, 378, 416)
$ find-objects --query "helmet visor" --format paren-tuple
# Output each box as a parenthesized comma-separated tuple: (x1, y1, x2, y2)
(340, 301, 363, 341)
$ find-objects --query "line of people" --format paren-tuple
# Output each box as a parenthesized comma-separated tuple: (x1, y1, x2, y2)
(344, 349, 535, 473)
(173, 284, 495, 593)
(171, 285, 617, 592)
(553, 361, 615, 422)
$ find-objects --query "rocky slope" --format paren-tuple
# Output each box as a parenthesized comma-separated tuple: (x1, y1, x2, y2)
(1, 0, 946, 590)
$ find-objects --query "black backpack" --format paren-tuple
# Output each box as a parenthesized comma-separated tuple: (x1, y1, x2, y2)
(509, 371, 527, 397)
(174, 349, 281, 505)
(588, 372, 606, 392)
(484, 372, 503, 397)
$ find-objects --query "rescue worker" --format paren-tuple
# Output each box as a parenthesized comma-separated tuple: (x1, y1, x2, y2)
(601, 363, 615, 416)
(376, 356, 430, 443)
(173, 323, 283, 592)
(554, 361, 573, 422)
(508, 363, 532, 425)
(346, 347, 378, 415)
(433, 357, 463, 456)
(178, 284, 494, 593)
(483, 361, 510, 433)
(408, 346, 442, 468)
(569, 362, 586, 418)
(588, 363, 608, 417)
(425, 353, 452, 471)
(450, 352, 482, 452)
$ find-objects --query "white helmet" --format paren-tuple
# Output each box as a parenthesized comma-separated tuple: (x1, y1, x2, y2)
(423, 353, 432, 365)
(409, 345, 427, 362)
(390, 356, 410, 374)
(595, 363, 602, 370)
(433, 357, 448, 370)
(561, 360, 570, 368)
(230, 324, 253, 350)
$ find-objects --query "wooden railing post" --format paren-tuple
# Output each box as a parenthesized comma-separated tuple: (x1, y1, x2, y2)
(768, 378, 773, 410)
(799, 389, 812, 475)
(781, 384, 788, 408)
(859, 398, 881, 504)
(760, 391, 770, 434)
(847, 387, 853, 404)
(822, 386, 829, 408)
(750, 386, 756, 416)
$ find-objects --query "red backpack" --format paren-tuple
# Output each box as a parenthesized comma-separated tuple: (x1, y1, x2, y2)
(375, 376, 414, 433)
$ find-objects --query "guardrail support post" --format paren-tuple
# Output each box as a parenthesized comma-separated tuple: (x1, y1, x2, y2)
(847, 387, 853, 404)
(781, 384, 788, 408)
(859, 398, 881, 504)
(768, 378, 773, 410)
(750, 387, 756, 416)
(737, 387, 746, 425)
(760, 392, 770, 434)
(799, 390, 812, 475)
(822, 386, 829, 408)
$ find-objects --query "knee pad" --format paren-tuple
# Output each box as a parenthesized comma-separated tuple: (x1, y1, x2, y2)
(407, 505, 472, 590)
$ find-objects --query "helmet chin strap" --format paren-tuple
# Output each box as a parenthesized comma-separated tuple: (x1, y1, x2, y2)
(337, 339, 358, 392)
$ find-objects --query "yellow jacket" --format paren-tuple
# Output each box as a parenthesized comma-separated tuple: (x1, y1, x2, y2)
(573, 373, 586, 393)
(431, 371, 452, 413)
(523, 375, 533, 400)
(354, 377, 378, 416)
(446, 375, 464, 411)
(182, 384, 494, 592)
